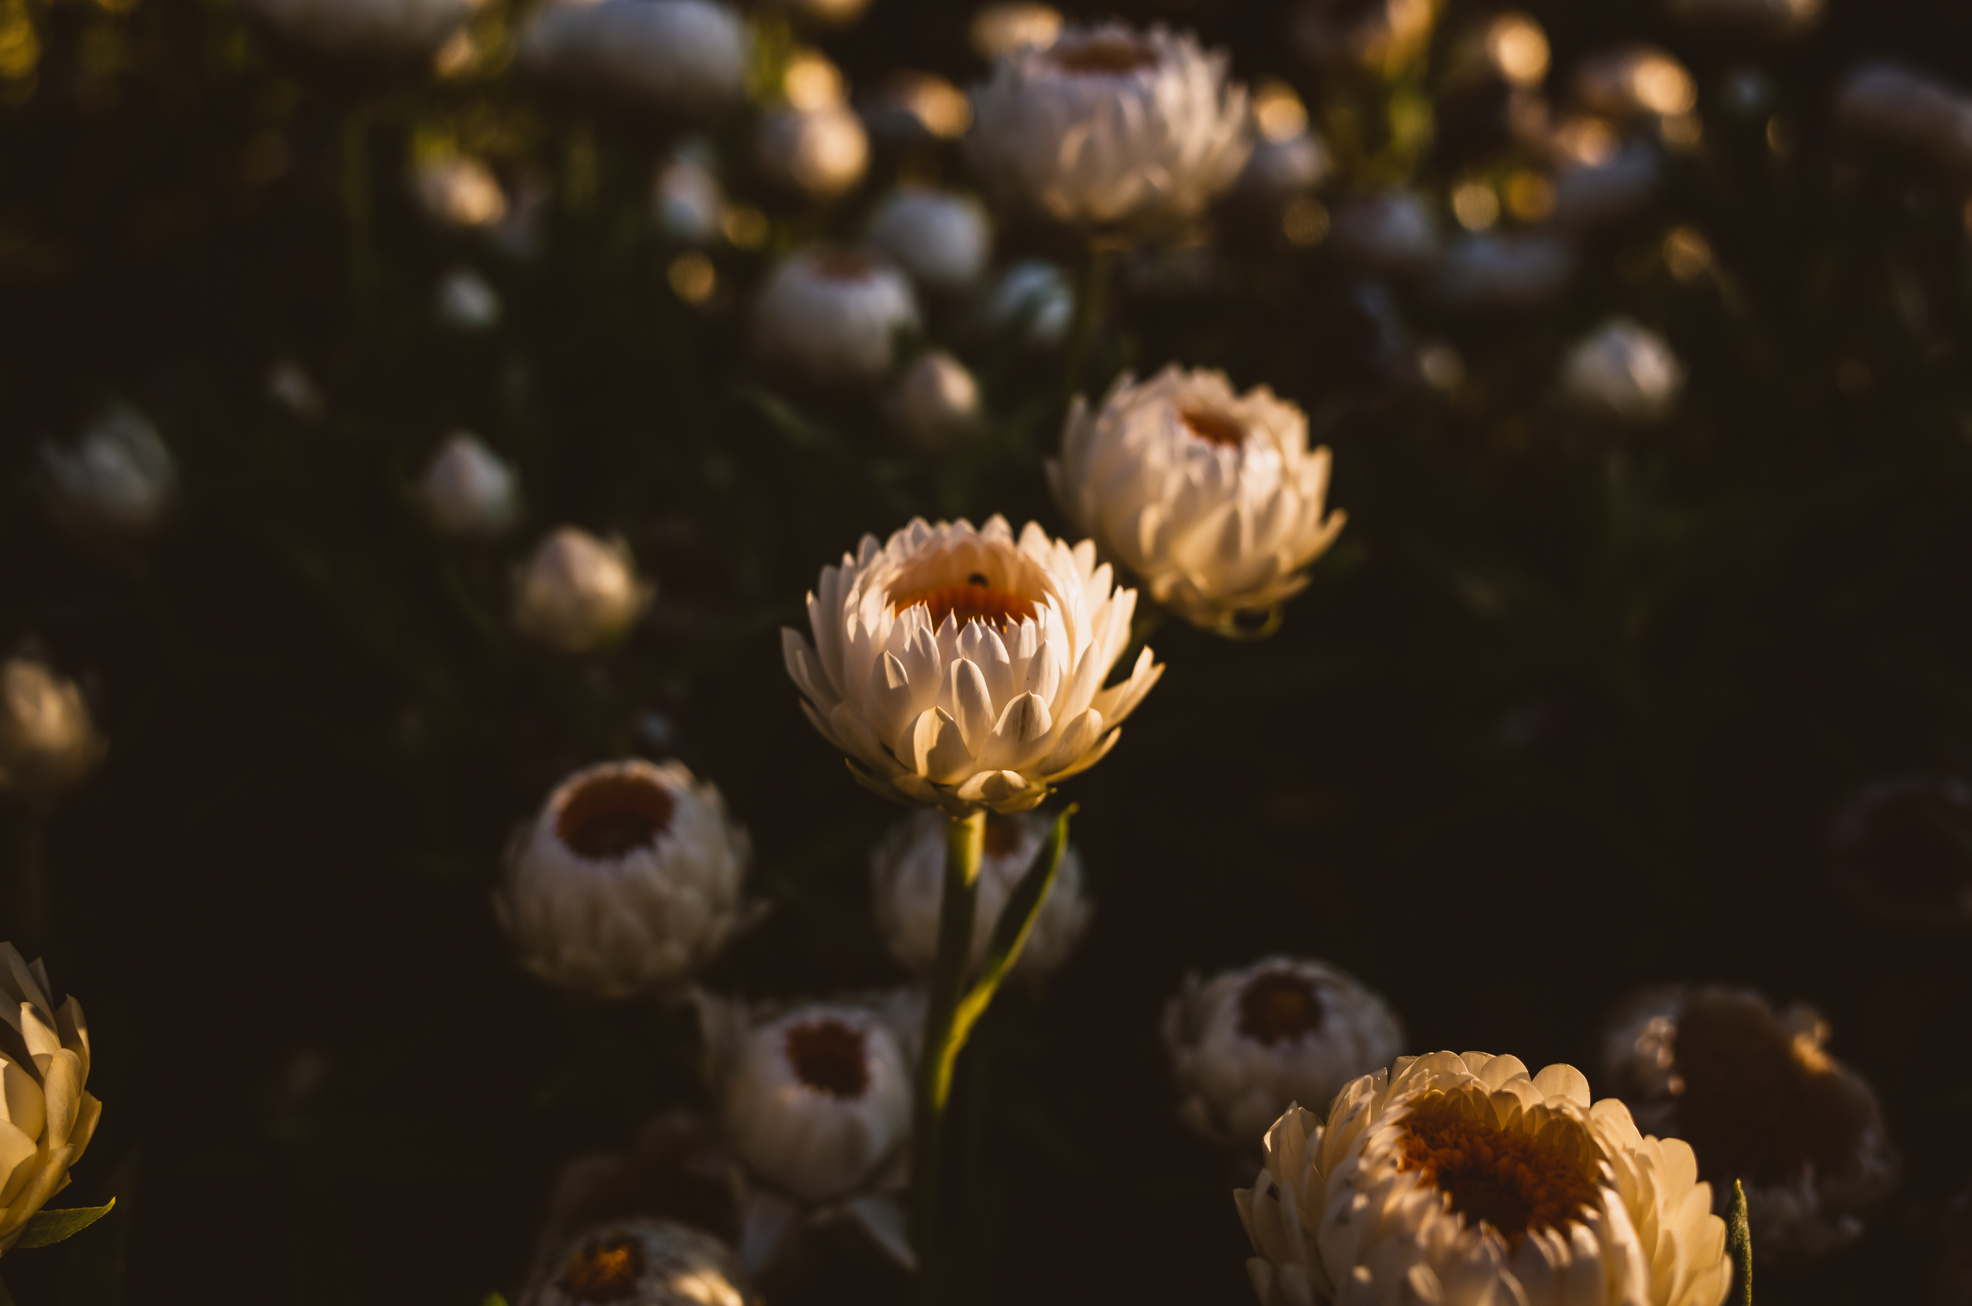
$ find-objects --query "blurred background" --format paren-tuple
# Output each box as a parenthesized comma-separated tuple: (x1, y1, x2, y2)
(2, 0, 1971, 1301)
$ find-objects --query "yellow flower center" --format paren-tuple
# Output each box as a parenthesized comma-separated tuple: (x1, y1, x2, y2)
(890, 573, 1036, 631)
(1049, 35, 1158, 75)
(1237, 970, 1324, 1044)
(1178, 405, 1249, 448)
(557, 772, 675, 860)
(558, 1234, 646, 1303)
(786, 1018, 870, 1098)
(1397, 1092, 1603, 1246)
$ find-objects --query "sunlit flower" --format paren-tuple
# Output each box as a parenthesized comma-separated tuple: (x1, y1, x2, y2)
(1051, 367, 1344, 629)
(754, 250, 919, 384)
(1291, 0, 1438, 77)
(1667, 0, 1822, 36)
(410, 154, 507, 229)
(1560, 317, 1685, 420)
(756, 104, 869, 203)
(860, 71, 973, 148)
(419, 432, 518, 539)
(1827, 774, 1972, 925)
(499, 760, 749, 998)
(1574, 45, 1698, 122)
(783, 516, 1161, 814)
(867, 190, 992, 293)
(266, 358, 325, 421)
(1237, 1051, 1732, 1306)
(520, 0, 749, 119)
(513, 527, 654, 653)
(1437, 230, 1575, 309)
(891, 350, 983, 450)
(529, 1217, 749, 1306)
(0, 944, 102, 1255)
(1329, 190, 1443, 276)
(983, 259, 1073, 347)
(870, 808, 1091, 981)
(0, 656, 106, 808)
(245, 0, 486, 64)
(39, 403, 178, 542)
(1600, 985, 1897, 1262)
(969, 3, 1061, 61)
(967, 22, 1252, 233)
(1164, 958, 1402, 1150)
(435, 266, 502, 331)
(1833, 63, 1972, 173)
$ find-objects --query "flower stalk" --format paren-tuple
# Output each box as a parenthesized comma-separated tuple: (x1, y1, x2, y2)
(1060, 242, 1116, 405)
(1727, 1179, 1753, 1306)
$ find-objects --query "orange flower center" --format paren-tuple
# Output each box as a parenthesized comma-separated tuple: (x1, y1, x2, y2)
(1050, 35, 1158, 75)
(786, 1019, 870, 1098)
(559, 1234, 646, 1303)
(1237, 970, 1325, 1044)
(557, 772, 675, 860)
(1178, 405, 1249, 447)
(891, 573, 1036, 630)
(1397, 1092, 1602, 1246)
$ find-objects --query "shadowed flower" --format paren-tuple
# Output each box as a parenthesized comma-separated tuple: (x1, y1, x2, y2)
(757, 105, 870, 203)
(1833, 63, 1972, 174)
(527, 1217, 750, 1306)
(245, 0, 486, 64)
(754, 250, 919, 384)
(0, 944, 102, 1255)
(519, 0, 749, 120)
(0, 656, 105, 808)
(969, 4, 1061, 61)
(39, 402, 178, 542)
(891, 351, 983, 450)
(867, 190, 992, 293)
(420, 432, 518, 539)
(1560, 317, 1685, 420)
(513, 528, 654, 653)
(984, 259, 1073, 346)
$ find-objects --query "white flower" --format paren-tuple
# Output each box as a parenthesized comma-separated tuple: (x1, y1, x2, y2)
(756, 104, 870, 203)
(1051, 367, 1345, 629)
(410, 154, 507, 229)
(1163, 957, 1403, 1151)
(966, 22, 1252, 232)
(754, 251, 919, 385)
(1237, 1051, 1733, 1306)
(783, 516, 1161, 814)
(528, 1217, 749, 1306)
(1599, 986, 1898, 1263)
(984, 259, 1073, 347)
(513, 527, 654, 653)
(891, 351, 982, 450)
(1437, 231, 1575, 309)
(39, 403, 178, 541)
(435, 267, 501, 331)
(968, 4, 1061, 61)
(266, 358, 325, 421)
(519, 0, 750, 120)
(860, 72, 973, 147)
(1574, 46, 1698, 121)
(498, 760, 749, 998)
(1667, 0, 1822, 36)
(0, 944, 102, 1255)
(654, 151, 724, 245)
(420, 432, 519, 539)
(1561, 318, 1685, 421)
(867, 190, 992, 293)
(0, 657, 106, 808)
(1827, 774, 1972, 925)
(1833, 63, 1972, 172)
(1330, 190, 1443, 275)
(245, 0, 486, 63)
(870, 808, 1091, 981)
(1291, 0, 1438, 76)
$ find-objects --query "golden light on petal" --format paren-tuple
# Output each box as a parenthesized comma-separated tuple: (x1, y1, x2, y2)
(1485, 13, 1549, 88)
(669, 253, 716, 304)
(1049, 34, 1157, 76)
(784, 49, 846, 110)
(1177, 405, 1249, 448)
(1453, 180, 1500, 231)
(785, 1019, 870, 1097)
(560, 1235, 647, 1303)
(1283, 197, 1330, 245)
(720, 204, 768, 249)
(557, 772, 676, 859)
(1555, 117, 1618, 167)
(1505, 170, 1556, 221)
(1237, 970, 1325, 1044)
(1254, 78, 1310, 144)
(1397, 1091, 1603, 1246)
(1663, 225, 1712, 281)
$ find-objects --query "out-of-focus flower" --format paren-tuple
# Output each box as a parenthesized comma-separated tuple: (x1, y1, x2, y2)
(1436, 13, 1550, 161)
(970, 3, 1061, 61)
(266, 358, 325, 421)
(39, 403, 178, 542)
(0, 944, 102, 1254)
(754, 250, 919, 384)
(783, 515, 1161, 814)
(245, 0, 486, 64)
(1237, 1051, 1733, 1306)
(967, 22, 1252, 233)
(435, 266, 502, 330)
(1162, 957, 1402, 1150)
(867, 190, 992, 293)
(1051, 367, 1344, 629)
(498, 759, 750, 998)
(513, 527, 654, 653)
(1827, 774, 1972, 926)
(1551, 123, 1661, 227)
(1453, 10, 1549, 89)
(1291, 0, 1438, 77)
(870, 808, 1091, 981)
(1235, 81, 1329, 216)
(1668, 0, 1822, 37)
(526, 1217, 749, 1306)
(1833, 63, 1972, 174)
(1329, 190, 1443, 276)
(891, 351, 983, 450)
(1560, 317, 1685, 420)
(1575, 45, 1698, 122)
(410, 154, 507, 229)
(860, 71, 973, 148)
(419, 432, 518, 539)
(756, 104, 870, 203)
(0, 657, 105, 808)
(1600, 986, 1897, 1262)
(519, 0, 749, 120)
(1438, 229, 1575, 309)
(984, 259, 1073, 347)
(653, 149, 724, 245)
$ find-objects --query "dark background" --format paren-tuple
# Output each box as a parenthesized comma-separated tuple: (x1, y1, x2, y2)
(3, 0, 1971, 1301)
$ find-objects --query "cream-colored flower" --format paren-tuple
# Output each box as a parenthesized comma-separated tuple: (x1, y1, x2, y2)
(783, 516, 1161, 814)
(519, 0, 750, 120)
(420, 432, 518, 538)
(1834, 63, 1972, 173)
(435, 266, 502, 331)
(1291, 0, 1438, 77)
(39, 403, 177, 541)
(754, 251, 919, 384)
(861, 72, 973, 147)
(513, 527, 654, 653)
(0, 944, 102, 1255)
(1599, 986, 1897, 1263)
(497, 760, 749, 998)
(1237, 1051, 1732, 1306)
(410, 154, 506, 229)
(1051, 367, 1344, 629)
(0, 657, 106, 807)
(1560, 317, 1684, 420)
(527, 1217, 750, 1306)
(969, 4, 1061, 61)
(756, 104, 870, 203)
(891, 351, 982, 450)
(966, 22, 1252, 232)
(246, 0, 486, 63)
(870, 808, 1090, 981)
(867, 190, 992, 293)
(1164, 958, 1402, 1151)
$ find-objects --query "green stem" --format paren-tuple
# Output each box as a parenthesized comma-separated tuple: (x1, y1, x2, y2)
(1726, 1179, 1753, 1306)
(1060, 242, 1117, 407)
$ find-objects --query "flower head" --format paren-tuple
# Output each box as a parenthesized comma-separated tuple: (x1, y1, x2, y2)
(513, 528, 655, 654)
(519, 0, 750, 120)
(1560, 317, 1685, 420)
(891, 351, 983, 450)
(983, 259, 1073, 347)
(783, 516, 1161, 814)
(654, 149, 725, 245)
(756, 104, 871, 203)
(1164, 957, 1402, 1150)
(1237, 1051, 1732, 1306)
(435, 267, 502, 331)
(966, 22, 1251, 233)
(867, 190, 992, 293)
(0, 944, 102, 1255)
(754, 251, 919, 385)
(1051, 367, 1345, 629)
(420, 432, 519, 539)
(39, 403, 178, 542)
(530, 1217, 749, 1306)
(410, 155, 507, 230)
(0, 656, 106, 808)
(1833, 63, 1972, 173)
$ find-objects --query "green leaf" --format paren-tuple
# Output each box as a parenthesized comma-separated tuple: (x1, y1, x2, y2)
(15, 1199, 116, 1250)
(1726, 1179, 1753, 1306)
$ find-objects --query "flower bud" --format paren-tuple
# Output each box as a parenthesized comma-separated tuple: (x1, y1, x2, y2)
(755, 104, 870, 203)
(266, 358, 325, 421)
(528, 1218, 749, 1306)
(513, 527, 654, 653)
(435, 267, 502, 331)
(1833, 62, 1972, 173)
(753, 250, 919, 384)
(983, 259, 1073, 347)
(890, 351, 983, 450)
(867, 190, 992, 293)
(653, 148, 724, 245)
(1330, 190, 1444, 276)
(0, 943, 102, 1252)
(39, 403, 178, 541)
(1560, 316, 1685, 420)
(409, 154, 507, 230)
(859, 71, 972, 149)
(520, 0, 750, 120)
(419, 432, 518, 539)
(0, 656, 106, 806)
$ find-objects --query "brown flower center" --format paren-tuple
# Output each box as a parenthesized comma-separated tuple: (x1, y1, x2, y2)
(810, 250, 880, 281)
(557, 772, 675, 860)
(1237, 971, 1325, 1044)
(558, 1234, 646, 1303)
(1178, 405, 1249, 447)
(1397, 1092, 1603, 1246)
(1049, 36, 1158, 75)
(1665, 992, 1874, 1189)
(890, 573, 1036, 631)
(786, 1019, 870, 1098)
(983, 813, 1025, 858)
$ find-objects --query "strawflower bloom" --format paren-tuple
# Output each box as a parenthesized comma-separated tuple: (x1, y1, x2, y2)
(756, 104, 870, 203)
(891, 351, 983, 450)
(519, 0, 749, 120)
(0, 944, 102, 1254)
(867, 190, 992, 293)
(0, 656, 106, 807)
(528, 1217, 749, 1306)
(754, 251, 919, 385)
(969, 4, 1061, 61)
(420, 432, 519, 539)
(39, 403, 178, 542)
(410, 154, 507, 230)
(513, 527, 654, 653)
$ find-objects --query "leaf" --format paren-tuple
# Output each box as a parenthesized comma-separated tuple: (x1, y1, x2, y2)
(1726, 1179, 1753, 1306)
(15, 1199, 116, 1250)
